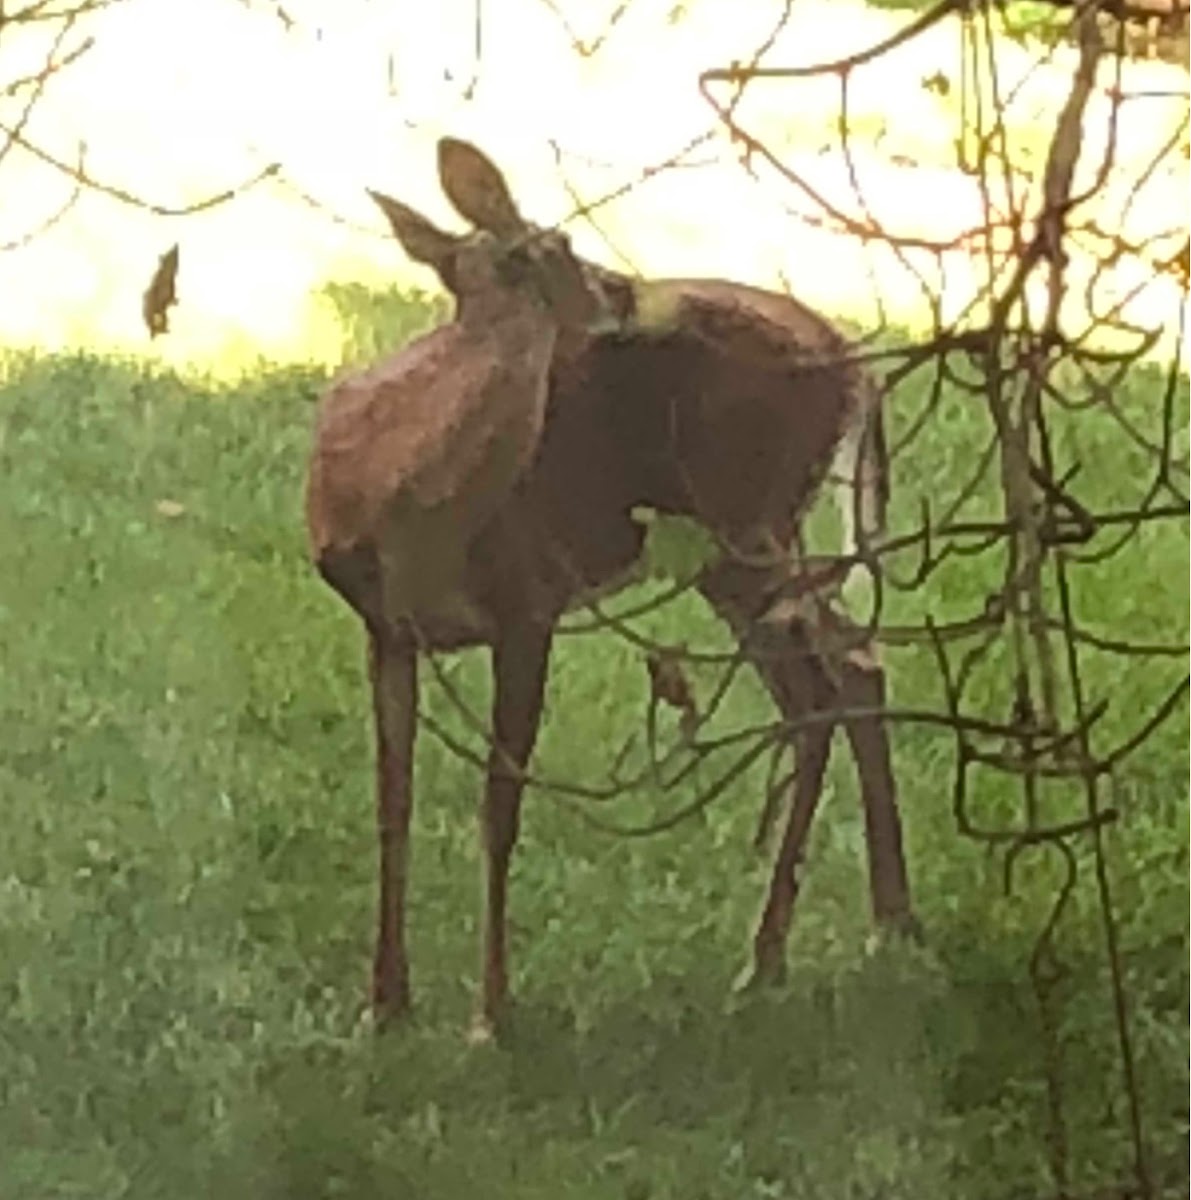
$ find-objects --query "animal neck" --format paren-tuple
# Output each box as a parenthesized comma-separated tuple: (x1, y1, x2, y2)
(455, 289, 558, 355)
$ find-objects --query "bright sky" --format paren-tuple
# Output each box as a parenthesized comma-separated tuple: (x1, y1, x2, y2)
(0, 0, 1184, 363)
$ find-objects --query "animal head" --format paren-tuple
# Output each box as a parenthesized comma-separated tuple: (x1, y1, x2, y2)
(367, 138, 610, 332)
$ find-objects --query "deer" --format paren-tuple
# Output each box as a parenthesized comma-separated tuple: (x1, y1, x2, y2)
(305, 142, 614, 1024)
(306, 137, 916, 1040)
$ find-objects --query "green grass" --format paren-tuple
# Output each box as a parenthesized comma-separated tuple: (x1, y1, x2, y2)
(0, 289, 1186, 1199)
(862, 0, 1189, 65)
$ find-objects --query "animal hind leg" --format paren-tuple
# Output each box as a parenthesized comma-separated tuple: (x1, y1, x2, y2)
(837, 653, 916, 934)
(701, 558, 914, 982)
(700, 566, 841, 986)
(473, 621, 554, 1041)
(759, 619, 916, 947)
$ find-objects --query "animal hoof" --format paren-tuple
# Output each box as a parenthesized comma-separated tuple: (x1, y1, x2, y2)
(731, 963, 757, 995)
(371, 979, 411, 1032)
(466, 1014, 499, 1046)
(731, 958, 786, 996)
(874, 911, 925, 947)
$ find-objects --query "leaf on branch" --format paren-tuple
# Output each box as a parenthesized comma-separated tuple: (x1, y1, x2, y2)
(645, 647, 699, 742)
(630, 506, 718, 583)
(142, 244, 179, 338)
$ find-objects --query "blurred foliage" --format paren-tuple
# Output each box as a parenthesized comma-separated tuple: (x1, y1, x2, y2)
(319, 280, 450, 368)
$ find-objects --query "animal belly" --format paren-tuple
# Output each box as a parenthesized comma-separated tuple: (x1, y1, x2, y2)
(406, 589, 495, 649)
(371, 504, 495, 646)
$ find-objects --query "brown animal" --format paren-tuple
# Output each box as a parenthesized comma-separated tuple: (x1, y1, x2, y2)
(308, 138, 914, 1038)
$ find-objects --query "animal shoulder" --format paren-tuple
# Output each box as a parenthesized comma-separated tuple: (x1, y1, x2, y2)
(319, 326, 504, 428)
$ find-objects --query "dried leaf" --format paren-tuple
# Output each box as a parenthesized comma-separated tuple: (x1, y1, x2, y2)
(646, 647, 699, 740)
(143, 244, 179, 338)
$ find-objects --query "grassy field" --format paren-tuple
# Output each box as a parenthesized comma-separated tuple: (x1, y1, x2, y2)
(0, 285, 1186, 1199)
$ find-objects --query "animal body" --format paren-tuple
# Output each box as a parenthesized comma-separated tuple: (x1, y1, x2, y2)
(307, 138, 914, 1037)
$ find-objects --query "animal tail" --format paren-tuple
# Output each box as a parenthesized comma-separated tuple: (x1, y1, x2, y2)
(831, 374, 888, 564)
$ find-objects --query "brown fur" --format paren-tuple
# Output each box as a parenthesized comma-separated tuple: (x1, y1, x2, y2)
(142, 244, 179, 338)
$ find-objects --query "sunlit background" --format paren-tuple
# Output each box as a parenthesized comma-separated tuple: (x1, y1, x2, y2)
(0, 0, 1186, 369)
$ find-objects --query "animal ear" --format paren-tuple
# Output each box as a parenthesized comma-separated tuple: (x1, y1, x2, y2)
(436, 138, 524, 237)
(367, 190, 459, 276)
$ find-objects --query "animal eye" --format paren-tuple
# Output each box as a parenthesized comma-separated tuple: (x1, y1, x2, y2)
(495, 244, 532, 283)
(502, 244, 532, 269)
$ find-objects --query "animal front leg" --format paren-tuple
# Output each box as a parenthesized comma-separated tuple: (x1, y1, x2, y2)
(473, 622, 553, 1041)
(367, 626, 419, 1026)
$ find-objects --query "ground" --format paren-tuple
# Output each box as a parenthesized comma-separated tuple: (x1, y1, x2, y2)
(0, 311, 1185, 1197)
